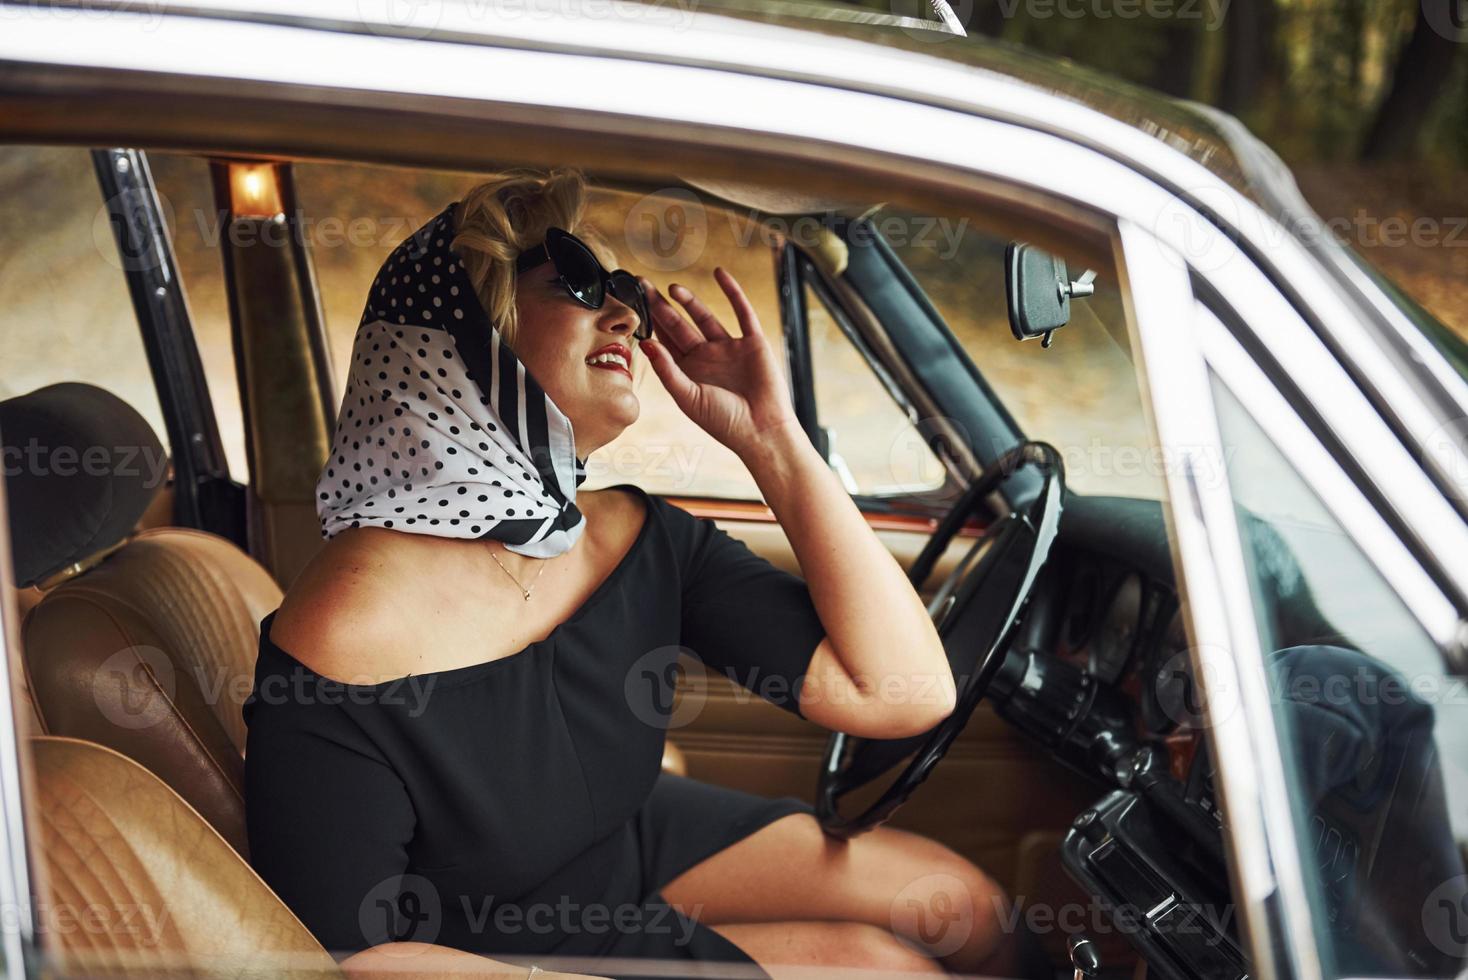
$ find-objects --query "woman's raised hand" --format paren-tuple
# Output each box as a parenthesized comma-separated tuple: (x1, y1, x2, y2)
(637, 268, 801, 460)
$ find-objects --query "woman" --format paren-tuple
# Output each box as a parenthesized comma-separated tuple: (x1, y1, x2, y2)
(243, 168, 1024, 979)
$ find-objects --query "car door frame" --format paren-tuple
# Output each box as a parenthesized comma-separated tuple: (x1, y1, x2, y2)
(90, 147, 247, 545)
(3, 6, 1468, 979)
(774, 236, 973, 515)
(1117, 214, 1468, 980)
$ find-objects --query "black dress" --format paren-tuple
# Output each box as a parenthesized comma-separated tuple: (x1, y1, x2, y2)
(242, 483, 828, 977)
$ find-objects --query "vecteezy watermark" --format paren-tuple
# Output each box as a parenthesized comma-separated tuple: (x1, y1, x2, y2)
(1150, 179, 1468, 275)
(624, 646, 711, 730)
(1147, 645, 1242, 731)
(890, 873, 977, 959)
(93, 653, 441, 730)
(0, 0, 168, 31)
(1, 438, 171, 490)
(92, 188, 178, 275)
(1423, 0, 1468, 42)
(888, 417, 970, 503)
(886, 423, 1239, 499)
(1422, 417, 1468, 503)
(94, 198, 547, 270)
(1422, 874, 1468, 957)
(894, 880, 1241, 951)
(355, 0, 700, 39)
(1056, 439, 1236, 491)
(458, 895, 703, 945)
(1148, 641, 1468, 733)
(360, 874, 444, 947)
(357, 875, 705, 950)
(622, 189, 971, 274)
(623, 189, 710, 273)
(239, 669, 438, 716)
(1002, 893, 1239, 944)
(622, 646, 961, 728)
(18, 898, 173, 946)
(583, 443, 706, 490)
(990, 0, 1231, 29)
(728, 211, 970, 260)
(93, 647, 180, 732)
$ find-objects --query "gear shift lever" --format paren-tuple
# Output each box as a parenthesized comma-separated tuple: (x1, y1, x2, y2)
(1069, 935, 1101, 980)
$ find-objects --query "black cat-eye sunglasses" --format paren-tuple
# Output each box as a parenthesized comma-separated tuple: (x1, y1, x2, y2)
(515, 227, 652, 341)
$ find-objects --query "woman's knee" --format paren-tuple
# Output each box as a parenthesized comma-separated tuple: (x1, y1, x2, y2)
(718, 920, 946, 974)
(880, 839, 1013, 960)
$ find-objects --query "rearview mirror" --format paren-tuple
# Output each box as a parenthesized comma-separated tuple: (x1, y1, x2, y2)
(1004, 242, 1096, 349)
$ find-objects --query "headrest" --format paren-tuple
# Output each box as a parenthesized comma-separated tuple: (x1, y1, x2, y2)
(0, 383, 167, 588)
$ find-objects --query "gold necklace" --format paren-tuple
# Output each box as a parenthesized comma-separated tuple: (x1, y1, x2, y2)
(488, 547, 551, 601)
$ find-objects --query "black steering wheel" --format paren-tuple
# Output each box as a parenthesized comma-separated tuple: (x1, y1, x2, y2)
(815, 441, 1065, 838)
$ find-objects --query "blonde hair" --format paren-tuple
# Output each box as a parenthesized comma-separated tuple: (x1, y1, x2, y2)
(451, 166, 618, 350)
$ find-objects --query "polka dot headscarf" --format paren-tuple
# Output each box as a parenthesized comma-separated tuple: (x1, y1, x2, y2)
(316, 202, 589, 558)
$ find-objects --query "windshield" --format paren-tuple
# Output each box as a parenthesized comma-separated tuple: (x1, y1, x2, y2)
(877, 207, 1160, 500)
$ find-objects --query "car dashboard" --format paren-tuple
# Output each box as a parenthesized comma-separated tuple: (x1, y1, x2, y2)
(985, 546, 1250, 980)
(986, 494, 1468, 980)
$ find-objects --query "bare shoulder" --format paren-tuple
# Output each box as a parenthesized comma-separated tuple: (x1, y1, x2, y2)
(268, 528, 427, 682)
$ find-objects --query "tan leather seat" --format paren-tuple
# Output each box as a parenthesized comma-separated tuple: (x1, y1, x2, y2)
(23, 527, 283, 858)
(31, 735, 340, 978)
(1, 383, 281, 858)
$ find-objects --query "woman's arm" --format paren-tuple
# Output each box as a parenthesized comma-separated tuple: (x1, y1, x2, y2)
(740, 420, 957, 738)
(639, 270, 956, 739)
(341, 941, 608, 979)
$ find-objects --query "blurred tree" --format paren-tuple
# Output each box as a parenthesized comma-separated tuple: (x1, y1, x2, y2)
(1218, 0, 1281, 111)
(1149, 19, 1203, 97)
(838, 0, 1466, 166)
(1361, 0, 1466, 159)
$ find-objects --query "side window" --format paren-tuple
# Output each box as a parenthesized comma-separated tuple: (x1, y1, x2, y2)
(882, 207, 1156, 499)
(804, 279, 946, 496)
(0, 146, 166, 444)
(290, 168, 791, 500)
(1209, 360, 1468, 978)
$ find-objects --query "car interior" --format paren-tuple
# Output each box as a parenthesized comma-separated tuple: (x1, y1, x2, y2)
(4, 141, 1459, 980)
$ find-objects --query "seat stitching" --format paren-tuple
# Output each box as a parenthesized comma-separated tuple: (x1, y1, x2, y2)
(30, 590, 247, 813)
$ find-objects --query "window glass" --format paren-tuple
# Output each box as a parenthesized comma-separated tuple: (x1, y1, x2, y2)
(1211, 368, 1468, 978)
(805, 281, 945, 496)
(293, 164, 797, 499)
(0, 146, 166, 444)
(882, 208, 1158, 499)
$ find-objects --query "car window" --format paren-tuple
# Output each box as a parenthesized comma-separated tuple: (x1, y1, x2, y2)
(1210, 370, 1468, 978)
(805, 279, 946, 496)
(881, 208, 1158, 500)
(291, 166, 802, 500)
(0, 146, 167, 449)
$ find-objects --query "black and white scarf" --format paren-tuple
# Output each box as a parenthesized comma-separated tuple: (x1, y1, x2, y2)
(316, 202, 589, 557)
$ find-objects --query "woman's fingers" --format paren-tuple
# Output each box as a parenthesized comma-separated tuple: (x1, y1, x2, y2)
(641, 337, 699, 410)
(639, 276, 702, 355)
(712, 267, 762, 340)
(668, 281, 734, 343)
(639, 270, 764, 353)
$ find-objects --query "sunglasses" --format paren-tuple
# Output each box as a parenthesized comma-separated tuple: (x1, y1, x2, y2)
(515, 227, 652, 341)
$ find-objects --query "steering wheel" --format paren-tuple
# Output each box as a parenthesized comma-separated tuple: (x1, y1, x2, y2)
(814, 441, 1065, 838)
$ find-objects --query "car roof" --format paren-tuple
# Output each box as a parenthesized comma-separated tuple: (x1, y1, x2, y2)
(103, 0, 1259, 206)
(687, 0, 1255, 195)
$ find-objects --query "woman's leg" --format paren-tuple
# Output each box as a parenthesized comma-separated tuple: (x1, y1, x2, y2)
(659, 813, 1019, 976)
(709, 920, 948, 977)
